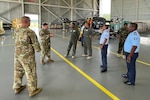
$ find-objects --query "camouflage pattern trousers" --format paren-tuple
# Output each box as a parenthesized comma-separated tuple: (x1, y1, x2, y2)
(13, 56, 37, 93)
(117, 40, 125, 55)
(40, 43, 51, 60)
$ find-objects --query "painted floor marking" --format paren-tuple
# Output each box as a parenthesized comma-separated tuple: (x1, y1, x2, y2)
(56, 33, 150, 67)
(51, 47, 120, 100)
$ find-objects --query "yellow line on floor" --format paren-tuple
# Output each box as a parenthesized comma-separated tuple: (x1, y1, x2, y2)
(136, 60, 150, 66)
(0, 44, 14, 47)
(93, 46, 150, 67)
(56, 33, 150, 67)
(51, 47, 120, 100)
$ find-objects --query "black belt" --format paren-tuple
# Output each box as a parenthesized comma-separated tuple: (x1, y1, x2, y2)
(125, 52, 138, 54)
(100, 44, 108, 46)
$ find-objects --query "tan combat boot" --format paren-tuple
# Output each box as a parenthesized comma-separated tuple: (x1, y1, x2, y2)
(40, 59, 45, 65)
(29, 88, 42, 97)
(15, 85, 26, 94)
(47, 59, 54, 63)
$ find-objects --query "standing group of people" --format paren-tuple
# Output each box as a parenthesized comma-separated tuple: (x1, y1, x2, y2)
(64, 21, 110, 72)
(64, 21, 141, 86)
(65, 22, 93, 59)
(12, 16, 141, 98)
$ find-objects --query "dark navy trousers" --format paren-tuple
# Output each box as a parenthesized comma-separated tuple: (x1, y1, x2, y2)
(101, 45, 108, 70)
(125, 52, 138, 84)
(81, 36, 84, 46)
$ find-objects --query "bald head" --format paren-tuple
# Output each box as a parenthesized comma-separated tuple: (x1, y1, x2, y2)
(21, 16, 30, 27)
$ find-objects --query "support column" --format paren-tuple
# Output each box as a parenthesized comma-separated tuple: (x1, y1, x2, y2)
(39, 0, 41, 28)
(21, 0, 24, 16)
(93, 0, 98, 17)
(136, 0, 139, 21)
(8, 2, 11, 22)
(121, 0, 124, 18)
(99, 0, 102, 17)
(71, 0, 73, 21)
(92, 0, 95, 17)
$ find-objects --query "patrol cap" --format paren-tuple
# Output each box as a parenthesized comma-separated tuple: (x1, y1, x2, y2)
(105, 22, 110, 25)
(43, 23, 48, 26)
(124, 23, 128, 25)
(71, 22, 76, 26)
(103, 22, 110, 29)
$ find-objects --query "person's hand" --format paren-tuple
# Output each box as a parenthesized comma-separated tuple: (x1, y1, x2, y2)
(116, 34, 120, 39)
(99, 29, 103, 34)
(79, 36, 81, 39)
(100, 45, 103, 50)
(78, 36, 82, 40)
(127, 55, 131, 63)
(50, 32, 54, 37)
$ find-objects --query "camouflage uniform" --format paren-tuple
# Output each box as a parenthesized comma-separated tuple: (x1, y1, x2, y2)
(13, 27, 41, 94)
(66, 27, 80, 56)
(39, 29, 51, 61)
(117, 27, 129, 54)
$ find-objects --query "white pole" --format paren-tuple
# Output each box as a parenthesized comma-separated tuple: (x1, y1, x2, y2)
(71, 0, 73, 21)
(136, 0, 139, 21)
(39, 0, 41, 29)
(21, 0, 24, 16)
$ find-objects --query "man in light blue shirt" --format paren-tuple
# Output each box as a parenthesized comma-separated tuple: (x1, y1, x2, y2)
(81, 25, 85, 33)
(99, 24, 110, 72)
(80, 25, 85, 46)
(123, 23, 140, 85)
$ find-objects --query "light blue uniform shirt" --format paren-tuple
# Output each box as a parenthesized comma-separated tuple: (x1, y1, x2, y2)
(124, 30, 140, 53)
(99, 29, 110, 45)
(81, 26, 85, 33)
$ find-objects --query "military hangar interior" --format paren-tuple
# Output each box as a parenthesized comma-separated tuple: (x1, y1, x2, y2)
(0, 0, 150, 100)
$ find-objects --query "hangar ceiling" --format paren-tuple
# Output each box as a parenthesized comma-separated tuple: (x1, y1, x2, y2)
(0, 0, 98, 27)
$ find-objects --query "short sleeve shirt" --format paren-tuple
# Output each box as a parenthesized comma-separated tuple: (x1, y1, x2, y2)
(99, 29, 110, 45)
(81, 26, 85, 33)
(124, 30, 140, 53)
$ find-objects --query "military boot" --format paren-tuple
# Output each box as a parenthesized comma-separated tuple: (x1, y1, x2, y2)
(15, 85, 26, 94)
(40, 59, 45, 65)
(47, 58, 54, 63)
(29, 88, 42, 97)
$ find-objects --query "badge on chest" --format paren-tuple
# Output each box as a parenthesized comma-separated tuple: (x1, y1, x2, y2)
(70, 30, 76, 32)
(84, 29, 88, 32)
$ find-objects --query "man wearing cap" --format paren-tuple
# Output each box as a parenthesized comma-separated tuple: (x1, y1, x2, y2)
(39, 23, 54, 65)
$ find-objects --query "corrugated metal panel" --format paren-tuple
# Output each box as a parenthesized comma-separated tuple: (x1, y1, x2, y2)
(138, 0, 150, 20)
(0, 2, 21, 23)
(111, 0, 150, 20)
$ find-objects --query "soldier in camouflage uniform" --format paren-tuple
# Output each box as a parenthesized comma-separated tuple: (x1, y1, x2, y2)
(64, 22, 80, 59)
(117, 23, 129, 59)
(39, 23, 54, 65)
(13, 16, 42, 97)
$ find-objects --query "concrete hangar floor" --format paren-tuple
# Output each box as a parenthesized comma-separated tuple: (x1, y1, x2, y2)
(0, 29, 150, 100)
